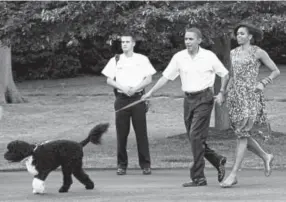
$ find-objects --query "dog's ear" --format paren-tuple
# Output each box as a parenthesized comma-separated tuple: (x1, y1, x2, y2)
(6, 141, 18, 151)
(19, 142, 34, 155)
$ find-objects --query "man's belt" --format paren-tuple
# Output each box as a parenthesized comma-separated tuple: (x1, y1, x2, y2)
(116, 90, 144, 96)
(185, 87, 211, 96)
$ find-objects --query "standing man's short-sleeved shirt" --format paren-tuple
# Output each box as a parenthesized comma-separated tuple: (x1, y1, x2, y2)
(163, 47, 229, 92)
(102, 53, 156, 88)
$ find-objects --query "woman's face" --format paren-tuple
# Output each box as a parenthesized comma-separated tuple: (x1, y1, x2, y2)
(236, 27, 252, 45)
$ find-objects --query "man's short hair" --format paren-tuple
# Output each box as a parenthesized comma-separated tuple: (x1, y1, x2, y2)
(185, 27, 202, 39)
(121, 32, 135, 41)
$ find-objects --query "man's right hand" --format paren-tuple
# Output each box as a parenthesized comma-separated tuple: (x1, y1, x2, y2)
(121, 86, 132, 96)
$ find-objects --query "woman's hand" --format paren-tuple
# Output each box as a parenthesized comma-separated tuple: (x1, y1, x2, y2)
(214, 92, 225, 106)
(254, 82, 265, 93)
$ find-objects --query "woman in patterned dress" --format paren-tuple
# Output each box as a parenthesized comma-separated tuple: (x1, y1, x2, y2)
(220, 23, 280, 188)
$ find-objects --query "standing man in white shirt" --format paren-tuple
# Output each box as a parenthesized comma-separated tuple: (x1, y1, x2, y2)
(142, 28, 229, 186)
(102, 33, 156, 175)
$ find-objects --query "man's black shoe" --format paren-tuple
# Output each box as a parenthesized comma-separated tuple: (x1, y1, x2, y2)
(182, 179, 207, 187)
(116, 168, 126, 175)
(217, 157, 227, 182)
(142, 168, 152, 175)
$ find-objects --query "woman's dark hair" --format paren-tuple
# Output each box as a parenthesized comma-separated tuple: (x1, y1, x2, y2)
(234, 23, 264, 43)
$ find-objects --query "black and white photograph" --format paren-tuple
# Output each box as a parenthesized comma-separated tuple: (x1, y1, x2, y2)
(0, 1, 285, 201)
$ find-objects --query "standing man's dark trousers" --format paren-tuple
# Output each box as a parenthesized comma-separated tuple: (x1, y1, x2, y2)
(114, 92, 151, 170)
(184, 88, 224, 182)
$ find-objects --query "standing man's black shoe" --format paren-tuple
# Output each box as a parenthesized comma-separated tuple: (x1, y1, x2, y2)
(217, 157, 227, 182)
(182, 178, 207, 187)
(116, 168, 126, 175)
(142, 168, 152, 175)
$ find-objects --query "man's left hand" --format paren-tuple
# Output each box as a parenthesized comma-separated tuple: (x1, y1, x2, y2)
(214, 92, 225, 106)
(127, 87, 137, 96)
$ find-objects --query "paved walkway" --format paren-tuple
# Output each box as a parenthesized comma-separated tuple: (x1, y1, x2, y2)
(0, 169, 285, 202)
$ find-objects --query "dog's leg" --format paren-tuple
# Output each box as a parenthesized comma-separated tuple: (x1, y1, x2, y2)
(59, 165, 73, 193)
(72, 162, 94, 190)
(33, 172, 49, 194)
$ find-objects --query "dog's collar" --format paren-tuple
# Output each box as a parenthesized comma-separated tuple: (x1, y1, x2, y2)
(33, 140, 51, 153)
(33, 145, 39, 152)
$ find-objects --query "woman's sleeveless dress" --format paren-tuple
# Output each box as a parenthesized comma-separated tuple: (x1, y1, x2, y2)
(226, 45, 271, 139)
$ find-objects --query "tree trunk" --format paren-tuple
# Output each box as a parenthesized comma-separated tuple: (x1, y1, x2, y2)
(0, 44, 25, 104)
(212, 35, 231, 130)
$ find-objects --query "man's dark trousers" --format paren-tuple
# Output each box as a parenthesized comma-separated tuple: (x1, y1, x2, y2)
(114, 92, 151, 170)
(184, 88, 224, 181)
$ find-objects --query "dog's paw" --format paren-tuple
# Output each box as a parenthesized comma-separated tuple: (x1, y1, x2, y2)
(85, 182, 94, 190)
(58, 186, 69, 193)
(32, 178, 45, 194)
(33, 189, 45, 195)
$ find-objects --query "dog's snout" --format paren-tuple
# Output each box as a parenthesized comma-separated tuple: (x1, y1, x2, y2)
(4, 152, 12, 160)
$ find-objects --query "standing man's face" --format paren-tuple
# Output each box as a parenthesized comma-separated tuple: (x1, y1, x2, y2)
(184, 32, 202, 52)
(121, 36, 135, 52)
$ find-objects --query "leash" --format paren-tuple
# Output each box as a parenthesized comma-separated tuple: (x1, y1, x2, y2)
(115, 98, 151, 113)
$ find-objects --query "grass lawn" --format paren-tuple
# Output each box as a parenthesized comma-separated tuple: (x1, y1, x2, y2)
(0, 66, 286, 171)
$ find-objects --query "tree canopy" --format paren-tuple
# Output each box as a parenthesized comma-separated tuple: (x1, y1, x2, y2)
(0, 1, 286, 79)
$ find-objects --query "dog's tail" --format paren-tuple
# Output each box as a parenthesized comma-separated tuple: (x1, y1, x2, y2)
(80, 123, 109, 147)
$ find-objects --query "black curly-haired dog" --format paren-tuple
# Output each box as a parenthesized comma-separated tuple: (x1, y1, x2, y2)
(4, 123, 109, 194)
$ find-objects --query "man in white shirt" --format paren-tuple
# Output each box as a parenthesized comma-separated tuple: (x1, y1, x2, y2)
(102, 33, 156, 175)
(142, 28, 229, 186)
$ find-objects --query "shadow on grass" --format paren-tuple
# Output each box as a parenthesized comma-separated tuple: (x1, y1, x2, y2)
(160, 127, 286, 165)
(168, 127, 285, 141)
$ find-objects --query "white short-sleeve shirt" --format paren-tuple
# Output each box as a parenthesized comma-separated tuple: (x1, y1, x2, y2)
(102, 53, 156, 88)
(163, 47, 229, 92)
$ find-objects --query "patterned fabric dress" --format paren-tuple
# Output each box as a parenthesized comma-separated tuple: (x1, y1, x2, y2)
(226, 45, 271, 139)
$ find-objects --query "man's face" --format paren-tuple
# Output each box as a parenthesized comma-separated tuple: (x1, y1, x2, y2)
(184, 32, 201, 52)
(121, 36, 135, 52)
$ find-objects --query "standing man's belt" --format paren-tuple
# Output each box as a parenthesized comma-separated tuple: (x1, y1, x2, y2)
(116, 90, 144, 96)
(185, 87, 211, 96)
